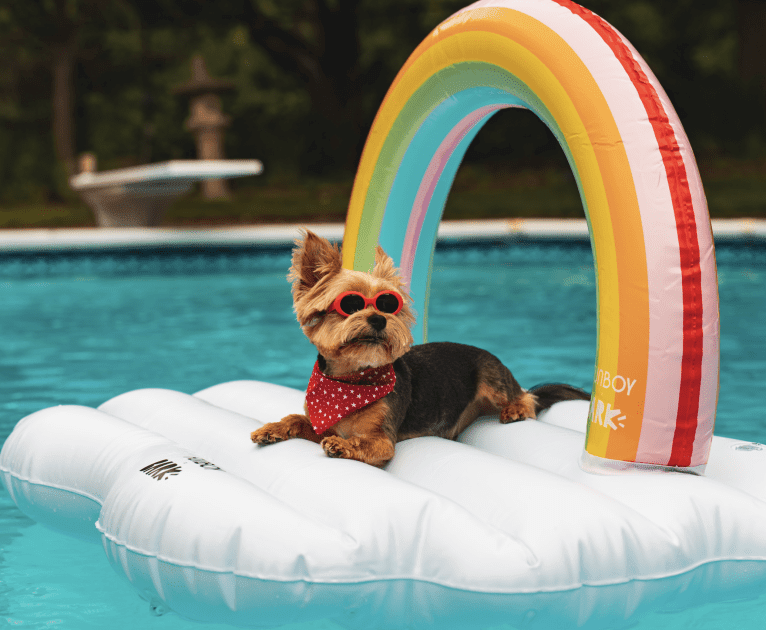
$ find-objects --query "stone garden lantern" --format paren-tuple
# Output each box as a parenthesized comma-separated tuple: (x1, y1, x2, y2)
(70, 54, 262, 227)
(173, 55, 236, 199)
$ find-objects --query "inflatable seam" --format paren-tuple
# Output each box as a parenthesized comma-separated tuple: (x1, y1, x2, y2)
(94, 524, 766, 593)
(0, 467, 102, 505)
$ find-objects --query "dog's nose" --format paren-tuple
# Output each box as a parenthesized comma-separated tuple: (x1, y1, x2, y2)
(368, 313, 387, 331)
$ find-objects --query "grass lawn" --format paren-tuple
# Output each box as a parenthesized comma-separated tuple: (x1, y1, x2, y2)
(1, 159, 765, 229)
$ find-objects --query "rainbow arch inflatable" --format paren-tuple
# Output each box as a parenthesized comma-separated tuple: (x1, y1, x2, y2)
(342, 0, 720, 473)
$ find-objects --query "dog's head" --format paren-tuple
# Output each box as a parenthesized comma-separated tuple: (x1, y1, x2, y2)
(289, 230, 415, 374)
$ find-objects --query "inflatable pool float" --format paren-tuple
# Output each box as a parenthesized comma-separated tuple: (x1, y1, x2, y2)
(2, 383, 766, 629)
(2, 0, 765, 628)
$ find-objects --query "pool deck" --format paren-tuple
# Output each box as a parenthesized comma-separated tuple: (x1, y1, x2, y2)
(1, 218, 765, 252)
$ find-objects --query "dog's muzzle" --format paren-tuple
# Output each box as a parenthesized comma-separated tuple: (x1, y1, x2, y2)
(367, 313, 387, 332)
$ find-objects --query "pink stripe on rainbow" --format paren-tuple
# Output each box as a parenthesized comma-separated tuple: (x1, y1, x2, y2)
(400, 104, 509, 289)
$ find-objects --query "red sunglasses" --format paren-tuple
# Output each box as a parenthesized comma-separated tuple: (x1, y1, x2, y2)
(327, 291, 404, 317)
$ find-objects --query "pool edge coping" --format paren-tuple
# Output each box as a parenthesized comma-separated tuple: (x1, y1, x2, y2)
(1, 218, 765, 252)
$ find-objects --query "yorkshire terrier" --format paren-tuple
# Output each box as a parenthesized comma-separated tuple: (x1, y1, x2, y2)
(250, 230, 589, 467)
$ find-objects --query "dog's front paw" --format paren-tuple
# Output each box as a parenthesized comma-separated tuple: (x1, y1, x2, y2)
(321, 436, 354, 459)
(250, 423, 287, 444)
(251, 414, 316, 445)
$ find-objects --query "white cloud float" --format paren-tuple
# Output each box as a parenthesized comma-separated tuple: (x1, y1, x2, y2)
(2, 380, 766, 630)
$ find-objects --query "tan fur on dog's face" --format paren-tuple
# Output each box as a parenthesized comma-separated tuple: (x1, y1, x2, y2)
(289, 230, 415, 375)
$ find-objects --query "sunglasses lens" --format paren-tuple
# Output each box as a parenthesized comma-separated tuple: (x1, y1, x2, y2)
(338, 294, 366, 315)
(375, 293, 401, 313)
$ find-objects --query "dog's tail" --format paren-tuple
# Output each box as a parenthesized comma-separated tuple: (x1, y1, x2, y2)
(529, 383, 590, 415)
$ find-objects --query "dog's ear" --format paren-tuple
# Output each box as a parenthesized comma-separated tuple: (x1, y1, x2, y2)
(289, 230, 342, 299)
(371, 245, 399, 282)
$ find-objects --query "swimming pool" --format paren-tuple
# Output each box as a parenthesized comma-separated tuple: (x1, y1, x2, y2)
(1, 241, 765, 628)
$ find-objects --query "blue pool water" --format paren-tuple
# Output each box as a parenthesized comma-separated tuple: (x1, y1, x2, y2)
(1, 241, 765, 628)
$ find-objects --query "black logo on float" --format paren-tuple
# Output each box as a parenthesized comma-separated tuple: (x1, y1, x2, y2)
(140, 459, 182, 481)
(140, 456, 222, 481)
(186, 456, 221, 470)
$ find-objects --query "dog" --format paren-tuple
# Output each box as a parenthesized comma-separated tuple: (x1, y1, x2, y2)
(250, 230, 589, 467)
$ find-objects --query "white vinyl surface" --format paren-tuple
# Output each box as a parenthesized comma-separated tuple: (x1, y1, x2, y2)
(2, 382, 765, 629)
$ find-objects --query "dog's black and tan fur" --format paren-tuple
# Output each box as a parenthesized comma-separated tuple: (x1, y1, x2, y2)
(250, 230, 589, 467)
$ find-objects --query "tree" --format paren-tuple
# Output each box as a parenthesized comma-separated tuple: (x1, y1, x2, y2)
(239, 0, 365, 173)
(138, 0, 466, 174)
(737, 0, 766, 89)
(1, 0, 136, 198)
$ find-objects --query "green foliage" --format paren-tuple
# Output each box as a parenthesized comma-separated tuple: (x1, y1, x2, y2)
(0, 0, 764, 206)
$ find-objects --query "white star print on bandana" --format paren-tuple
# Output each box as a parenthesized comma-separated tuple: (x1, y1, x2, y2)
(305, 361, 396, 434)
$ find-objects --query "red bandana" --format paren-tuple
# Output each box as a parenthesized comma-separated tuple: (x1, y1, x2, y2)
(305, 361, 396, 434)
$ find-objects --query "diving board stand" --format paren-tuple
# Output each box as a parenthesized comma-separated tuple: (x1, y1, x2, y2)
(70, 159, 263, 227)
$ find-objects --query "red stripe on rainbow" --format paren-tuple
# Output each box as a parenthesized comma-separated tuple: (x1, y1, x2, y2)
(552, 0, 704, 467)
